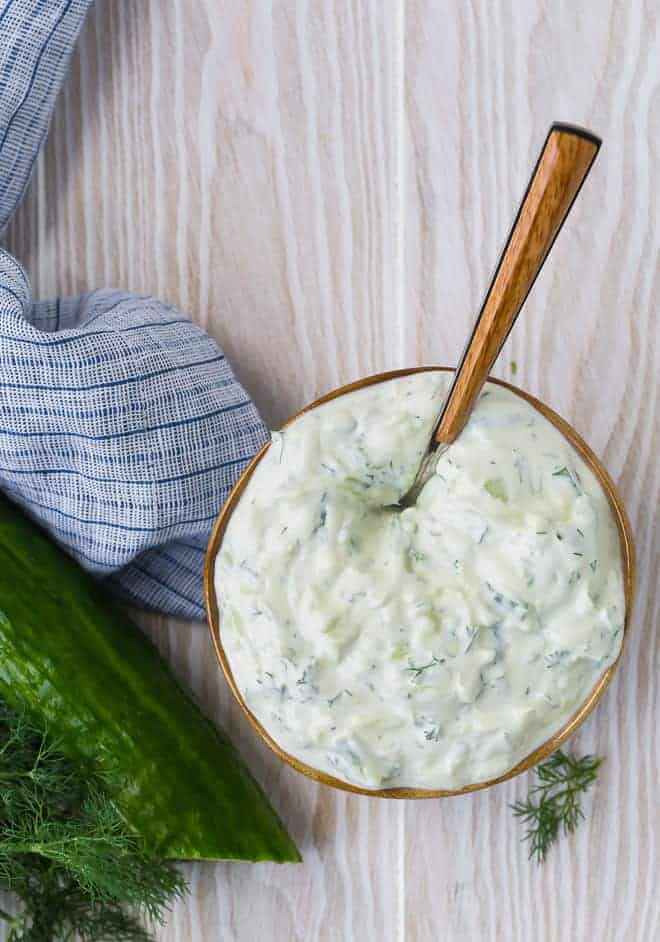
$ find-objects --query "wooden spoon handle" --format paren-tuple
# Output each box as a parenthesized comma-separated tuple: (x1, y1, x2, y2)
(434, 123, 600, 446)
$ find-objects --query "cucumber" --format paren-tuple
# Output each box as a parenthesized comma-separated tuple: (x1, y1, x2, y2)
(0, 496, 300, 863)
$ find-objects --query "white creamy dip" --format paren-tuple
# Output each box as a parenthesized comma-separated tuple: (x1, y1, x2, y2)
(215, 372, 625, 790)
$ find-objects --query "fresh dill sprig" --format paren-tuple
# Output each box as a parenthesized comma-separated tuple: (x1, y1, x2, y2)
(0, 698, 187, 940)
(511, 750, 602, 863)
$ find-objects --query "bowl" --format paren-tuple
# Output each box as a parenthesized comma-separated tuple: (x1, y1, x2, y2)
(205, 367, 635, 798)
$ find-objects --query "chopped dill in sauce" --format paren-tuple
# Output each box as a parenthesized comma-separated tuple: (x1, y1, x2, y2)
(217, 372, 625, 790)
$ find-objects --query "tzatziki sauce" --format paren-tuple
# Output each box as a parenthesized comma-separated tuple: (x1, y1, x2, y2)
(215, 372, 625, 790)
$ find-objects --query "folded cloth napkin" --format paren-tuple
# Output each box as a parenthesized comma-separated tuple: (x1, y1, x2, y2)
(0, 1, 269, 620)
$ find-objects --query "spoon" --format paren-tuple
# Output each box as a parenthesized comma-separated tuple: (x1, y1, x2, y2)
(398, 122, 601, 509)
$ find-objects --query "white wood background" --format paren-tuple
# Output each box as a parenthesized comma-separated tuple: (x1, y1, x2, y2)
(2, 1, 658, 939)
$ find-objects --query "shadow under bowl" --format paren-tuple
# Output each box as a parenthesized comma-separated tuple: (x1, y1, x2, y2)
(205, 367, 635, 798)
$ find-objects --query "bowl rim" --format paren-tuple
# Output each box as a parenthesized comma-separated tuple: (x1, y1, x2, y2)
(204, 367, 636, 799)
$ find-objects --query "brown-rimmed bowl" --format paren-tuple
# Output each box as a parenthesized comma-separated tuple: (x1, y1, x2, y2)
(205, 367, 635, 798)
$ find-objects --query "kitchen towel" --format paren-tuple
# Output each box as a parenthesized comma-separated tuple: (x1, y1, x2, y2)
(0, 0, 269, 620)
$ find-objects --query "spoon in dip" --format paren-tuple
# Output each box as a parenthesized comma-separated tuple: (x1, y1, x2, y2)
(207, 122, 633, 798)
(398, 123, 601, 509)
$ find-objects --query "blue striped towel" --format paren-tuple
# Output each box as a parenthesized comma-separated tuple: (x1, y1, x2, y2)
(0, 1, 269, 620)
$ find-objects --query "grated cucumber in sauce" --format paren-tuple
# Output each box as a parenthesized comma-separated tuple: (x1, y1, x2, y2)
(216, 373, 625, 790)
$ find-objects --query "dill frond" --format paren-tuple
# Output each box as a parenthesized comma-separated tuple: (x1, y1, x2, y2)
(0, 698, 186, 940)
(511, 750, 602, 863)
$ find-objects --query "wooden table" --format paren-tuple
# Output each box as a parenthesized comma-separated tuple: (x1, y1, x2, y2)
(2, 2, 658, 939)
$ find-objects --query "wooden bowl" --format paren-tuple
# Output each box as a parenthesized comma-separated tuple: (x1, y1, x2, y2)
(205, 368, 635, 798)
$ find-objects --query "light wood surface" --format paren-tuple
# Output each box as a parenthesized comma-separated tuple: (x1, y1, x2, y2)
(2, 2, 658, 940)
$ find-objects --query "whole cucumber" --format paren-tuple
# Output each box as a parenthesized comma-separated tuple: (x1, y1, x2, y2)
(0, 496, 300, 863)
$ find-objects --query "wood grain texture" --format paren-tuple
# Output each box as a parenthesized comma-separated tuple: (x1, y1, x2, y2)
(1, 1, 658, 940)
(405, 2, 659, 940)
